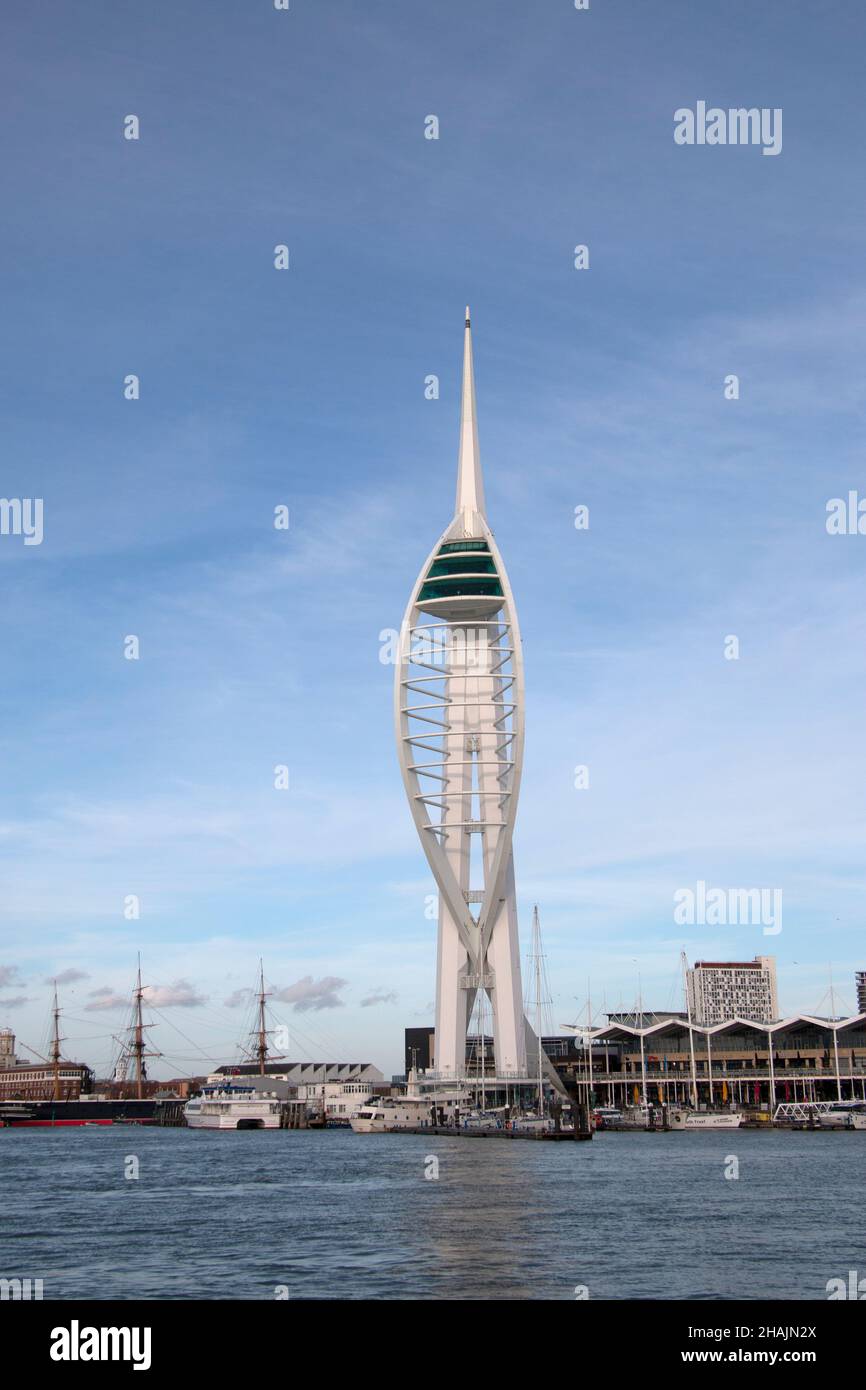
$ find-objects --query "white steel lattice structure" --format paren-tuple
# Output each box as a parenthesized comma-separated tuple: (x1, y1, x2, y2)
(395, 310, 528, 1080)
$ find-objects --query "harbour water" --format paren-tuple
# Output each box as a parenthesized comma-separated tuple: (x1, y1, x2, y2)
(2, 1127, 864, 1300)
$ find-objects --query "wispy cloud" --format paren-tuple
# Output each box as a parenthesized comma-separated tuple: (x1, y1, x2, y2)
(224, 989, 252, 1009)
(274, 976, 348, 1013)
(85, 988, 129, 1012)
(360, 989, 398, 1008)
(45, 968, 89, 985)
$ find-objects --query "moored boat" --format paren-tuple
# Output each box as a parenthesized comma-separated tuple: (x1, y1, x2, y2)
(816, 1102, 866, 1130)
(0, 1097, 157, 1127)
(184, 1084, 282, 1130)
(668, 1108, 743, 1130)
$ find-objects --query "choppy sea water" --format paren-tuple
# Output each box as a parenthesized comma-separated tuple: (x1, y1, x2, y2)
(2, 1126, 864, 1300)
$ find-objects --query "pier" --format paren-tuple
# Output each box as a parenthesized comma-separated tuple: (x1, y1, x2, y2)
(373, 1124, 591, 1141)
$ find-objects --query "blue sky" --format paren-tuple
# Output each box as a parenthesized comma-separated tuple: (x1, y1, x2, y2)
(1, 1, 864, 1078)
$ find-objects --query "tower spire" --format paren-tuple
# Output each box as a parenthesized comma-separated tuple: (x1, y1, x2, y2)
(455, 306, 486, 527)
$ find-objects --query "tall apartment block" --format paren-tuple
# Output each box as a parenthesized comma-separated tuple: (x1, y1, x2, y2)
(686, 956, 779, 1025)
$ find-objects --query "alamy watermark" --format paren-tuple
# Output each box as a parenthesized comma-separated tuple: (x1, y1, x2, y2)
(379, 626, 492, 668)
(826, 491, 866, 535)
(0, 497, 43, 545)
(674, 880, 782, 936)
(674, 102, 782, 157)
(1, 1276, 43, 1300)
(826, 1270, 866, 1299)
(50, 1322, 151, 1370)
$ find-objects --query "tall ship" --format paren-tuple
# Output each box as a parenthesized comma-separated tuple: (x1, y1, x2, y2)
(0, 964, 160, 1127)
(184, 962, 287, 1131)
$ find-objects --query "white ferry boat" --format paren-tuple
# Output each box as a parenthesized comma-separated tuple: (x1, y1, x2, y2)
(184, 1084, 282, 1130)
(668, 1108, 743, 1130)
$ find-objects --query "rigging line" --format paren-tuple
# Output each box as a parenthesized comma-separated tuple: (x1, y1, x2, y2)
(268, 1009, 348, 1063)
(144, 1006, 218, 1057)
(262, 985, 350, 1058)
(270, 1011, 342, 1059)
(189, 998, 259, 1028)
(150, 1056, 204, 1079)
(45, 1031, 118, 1044)
(161, 1012, 250, 1033)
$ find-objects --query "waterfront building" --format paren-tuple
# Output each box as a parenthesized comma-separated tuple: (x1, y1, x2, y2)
(555, 1012, 866, 1110)
(0, 1028, 19, 1070)
(404, 1026, 435, 1075)
(395, 310, 530, 1081)
(211, 1061, 384, 1088)
(404, 1025, 589, 1081)
(0, 1058, 93, 1101)
(205, 1062, 387, 1120)
(686, 955, 778, 1025)
(296, 1079, 391, 1121)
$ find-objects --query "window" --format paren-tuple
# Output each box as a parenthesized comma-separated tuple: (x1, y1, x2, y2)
(438, 540, 490, 554)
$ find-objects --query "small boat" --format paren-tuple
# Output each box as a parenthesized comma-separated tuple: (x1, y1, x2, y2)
(350, 1103, 389, 1133)
(592, 1106, 623, 1128)
(508, 1113, 550, 1134)
(461, 1108, 506, 1131)
(816, 1102, 866, 1130)
(184, 1084, 282, 1130)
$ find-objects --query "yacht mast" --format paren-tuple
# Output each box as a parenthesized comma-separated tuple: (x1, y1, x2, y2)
(637, 970, 648, 1109)
(682, 950, 698, 1108)
(829, 963, 842, 1102)
(586, 979, 594, 1111)
(479, 989, 486, 1110)
(533, 905, 543, 1116)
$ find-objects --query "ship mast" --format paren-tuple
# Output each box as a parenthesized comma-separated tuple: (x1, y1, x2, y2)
(128, 955, 161, 1100)
(250, 960, 284, 1076)
(256, 959, 269, 1075)
(50, 982, 64, 1102)
(132, 959, 146, 1099)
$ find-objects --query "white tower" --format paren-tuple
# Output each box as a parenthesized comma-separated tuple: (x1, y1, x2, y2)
(395, 310, 528, 1080)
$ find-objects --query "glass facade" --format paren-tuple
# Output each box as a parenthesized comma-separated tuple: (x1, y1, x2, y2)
(418, 576, 504, 601)
(426, 556, 498, 577)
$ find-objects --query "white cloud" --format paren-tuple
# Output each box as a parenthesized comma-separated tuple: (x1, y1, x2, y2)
(143, 980, 208, 1009)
